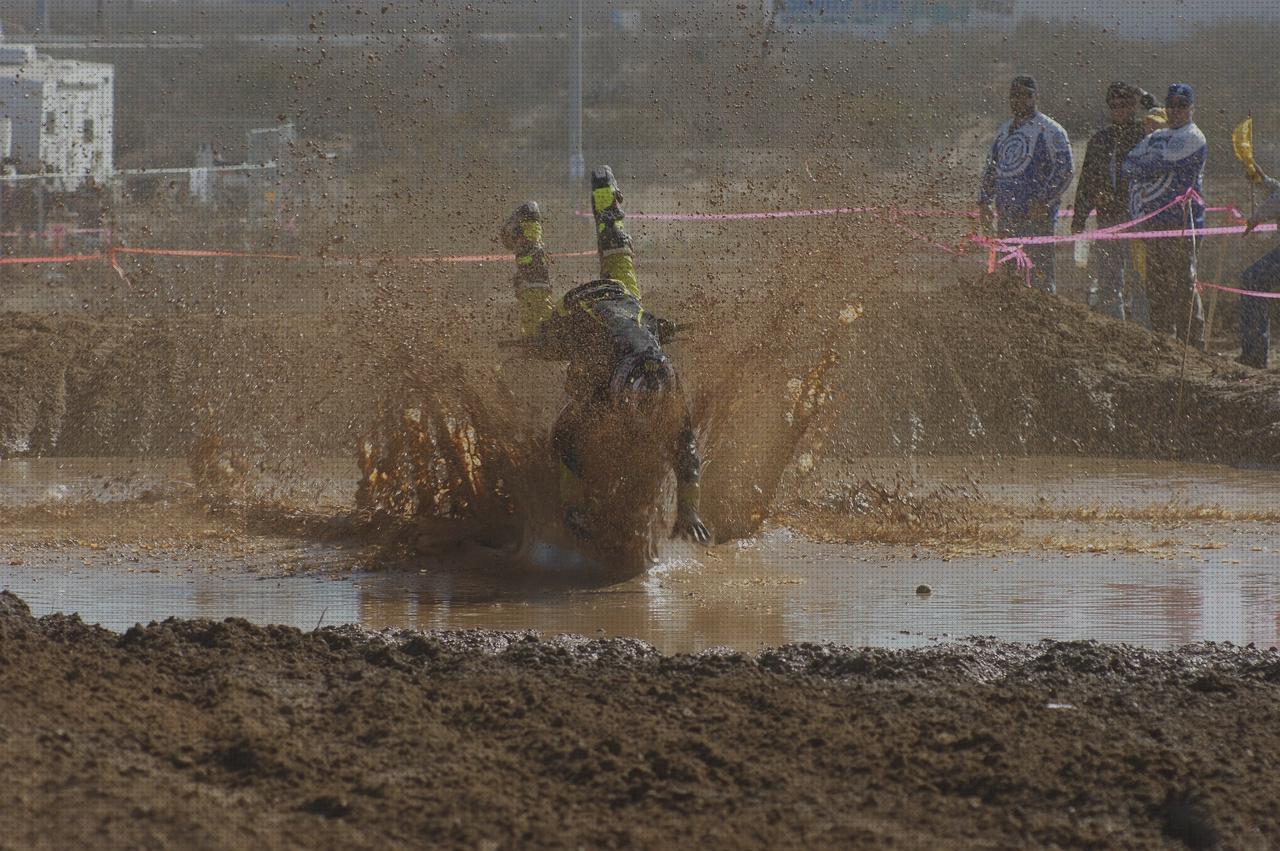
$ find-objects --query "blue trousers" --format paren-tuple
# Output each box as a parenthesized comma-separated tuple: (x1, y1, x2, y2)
(999, 214, 1056, 294)
(1240, 242, 1280, 367)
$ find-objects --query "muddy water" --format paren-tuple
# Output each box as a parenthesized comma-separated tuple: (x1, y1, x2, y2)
(4, 529, 1280, 651)
(3, 456, 1280, 652)
(896, 455, 1280, 512)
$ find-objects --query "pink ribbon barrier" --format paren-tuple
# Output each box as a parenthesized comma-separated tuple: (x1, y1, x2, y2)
(570, 197, 1242, 224)
(1, 245, 598, 271)
(574, 206, 881, 222)
(0, 252, 107, 266)
(1198, 281, 1280, 300)
(0, 189, 1268, 296)
(997, 222, 1276, 247)
(404, 250, 595, 264)
(980, 190, 1261, 273)
(115, 246, 302, 261)
(0, 227, 113, 239)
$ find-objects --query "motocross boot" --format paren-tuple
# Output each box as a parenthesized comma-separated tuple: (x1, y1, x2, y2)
(500, 201, 553, 337)
(590, 166, 639, 300)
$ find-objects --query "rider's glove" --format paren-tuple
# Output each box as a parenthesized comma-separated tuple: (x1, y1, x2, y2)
(672, 501, 711, 545)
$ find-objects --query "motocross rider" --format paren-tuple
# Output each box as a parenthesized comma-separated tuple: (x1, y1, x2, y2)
(499, 166, 711, 545)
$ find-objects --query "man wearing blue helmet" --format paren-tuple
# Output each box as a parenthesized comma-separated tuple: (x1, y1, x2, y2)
(499, 167, 710, 545)
(1122, 83, 1208, 344)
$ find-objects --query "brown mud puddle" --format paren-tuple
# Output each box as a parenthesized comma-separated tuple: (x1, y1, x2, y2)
(6, 453, 1280, 652)
(8, 525, 1279, 651)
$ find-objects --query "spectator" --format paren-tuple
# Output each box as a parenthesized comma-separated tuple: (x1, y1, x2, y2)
(1143, 107, 1168, 135)
(1071, 82, 1151, 320)
(1121, 83, 1207, 344)
(979, 75, 1074, 294)
(1236, 164, 1280, 368)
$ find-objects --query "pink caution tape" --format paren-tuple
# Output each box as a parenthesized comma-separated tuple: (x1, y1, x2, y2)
(2, 245, 598, 270)
(1198, 281, 1280, 300)
(0, 190, 1269, 297)
(999, 222, 1275, 247)
(572, 199, 1242, 223)
(404, 250, 595, 264)
(0, 252, 106, 266)
(114, 246, 302, 261)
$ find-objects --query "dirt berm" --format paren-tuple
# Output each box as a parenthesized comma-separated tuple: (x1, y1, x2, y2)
(6, 276, 1280, 464)
(2, 591, 1278, 849)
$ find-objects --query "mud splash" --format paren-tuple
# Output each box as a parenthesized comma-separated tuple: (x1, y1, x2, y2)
(785, 473, 997, 548)
(345, 308, 843, 575)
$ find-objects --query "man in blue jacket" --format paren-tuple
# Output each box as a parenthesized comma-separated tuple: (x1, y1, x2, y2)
(1121, 83, 1207, 344)
(1237, 164, 1280, 368)
(979, 75, 1074, 293)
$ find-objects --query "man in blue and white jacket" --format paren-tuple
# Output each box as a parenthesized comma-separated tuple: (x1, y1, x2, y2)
(979, 75, 1074, 294)
(1121, 83, 1207, 344)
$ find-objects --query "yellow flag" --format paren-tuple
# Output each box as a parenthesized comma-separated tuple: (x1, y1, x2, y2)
(1233, 117, 1260, 182)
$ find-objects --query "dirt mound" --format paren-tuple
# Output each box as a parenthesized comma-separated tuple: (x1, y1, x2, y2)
(806, 276, 1280, 466)
(2, 591, 1278, 849)
(0, 310, 373, 459)
(9, 267, 1279, 467)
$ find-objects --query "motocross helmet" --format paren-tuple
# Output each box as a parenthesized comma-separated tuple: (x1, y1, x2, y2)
(608, 351, 677, 418)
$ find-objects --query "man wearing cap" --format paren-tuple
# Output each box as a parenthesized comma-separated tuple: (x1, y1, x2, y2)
(979, 75, 1074, 293)
(1071, 82, 1154, 320)
(1121, 83, 1208, 344)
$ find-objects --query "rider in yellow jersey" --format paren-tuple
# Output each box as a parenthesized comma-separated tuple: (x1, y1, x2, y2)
(500, 167, 710, 545)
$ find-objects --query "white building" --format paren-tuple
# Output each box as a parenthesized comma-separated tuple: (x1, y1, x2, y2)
(0, 43, 113, 190)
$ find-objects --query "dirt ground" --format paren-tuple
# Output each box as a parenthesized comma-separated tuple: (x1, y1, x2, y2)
(1, 590, 1276, 850)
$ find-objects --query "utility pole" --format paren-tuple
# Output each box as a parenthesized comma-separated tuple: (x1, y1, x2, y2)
(567, 0, 585, 184)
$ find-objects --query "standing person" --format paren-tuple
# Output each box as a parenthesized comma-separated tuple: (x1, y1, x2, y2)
(979, 75, 1075, 294)
(1236, 165, 1280, 368)
(1071, 82, 1153, 319)
(1121, 83, 1207, 344)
